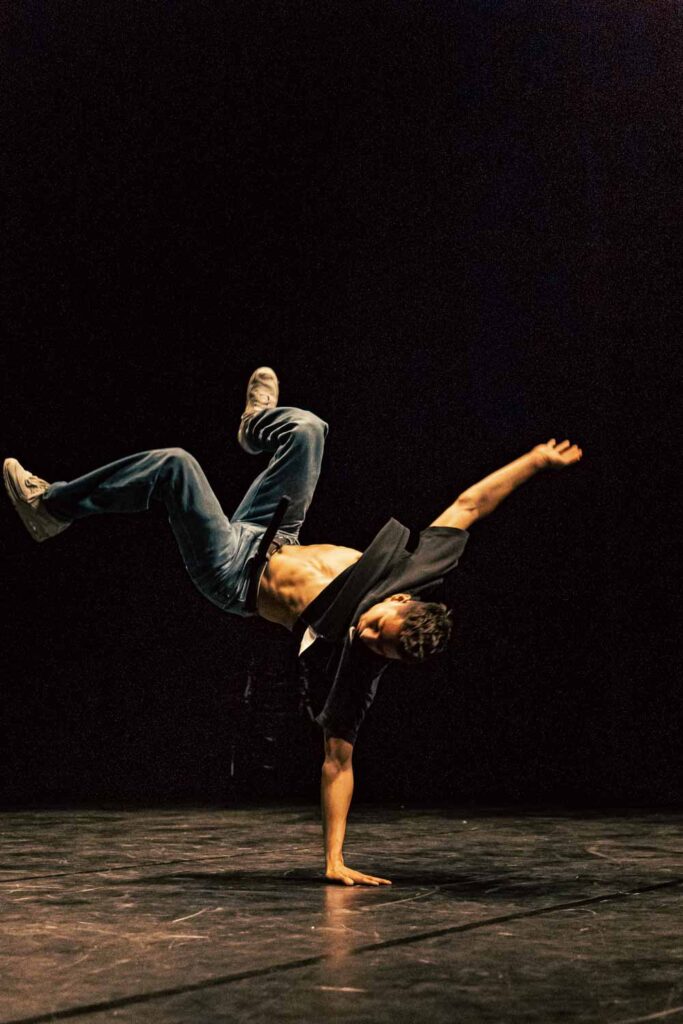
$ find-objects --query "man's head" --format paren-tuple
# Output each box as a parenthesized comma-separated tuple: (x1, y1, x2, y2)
(355, 593, 453, 662)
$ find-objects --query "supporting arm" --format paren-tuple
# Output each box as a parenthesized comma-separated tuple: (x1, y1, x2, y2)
(321, 733, 391, 886)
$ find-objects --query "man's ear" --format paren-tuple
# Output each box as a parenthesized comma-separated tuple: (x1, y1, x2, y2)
(389, 593, 412, 604)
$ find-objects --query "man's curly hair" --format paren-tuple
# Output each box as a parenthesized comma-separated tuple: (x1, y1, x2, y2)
(395, 600, 454, 662)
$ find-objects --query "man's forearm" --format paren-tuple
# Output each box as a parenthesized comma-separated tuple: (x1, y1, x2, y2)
(321, 759, 354, 868)
(462, 449, 543, 520)
(320, 740, 391, 886)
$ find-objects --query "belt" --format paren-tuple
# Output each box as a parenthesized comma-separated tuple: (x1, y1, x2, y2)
(244, 495, 291, 614)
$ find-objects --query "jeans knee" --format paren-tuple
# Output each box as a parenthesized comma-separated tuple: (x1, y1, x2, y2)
(291, 411, 328, 440)
(159, 447, 197, 468)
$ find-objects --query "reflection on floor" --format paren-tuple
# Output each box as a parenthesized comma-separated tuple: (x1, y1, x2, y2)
(2, 805, 683, 1023)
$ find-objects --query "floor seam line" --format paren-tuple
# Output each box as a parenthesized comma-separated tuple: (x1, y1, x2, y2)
(3, 875, 682, 1024)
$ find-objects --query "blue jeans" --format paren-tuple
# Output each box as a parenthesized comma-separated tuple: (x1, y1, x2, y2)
(43, 407, 329, 617)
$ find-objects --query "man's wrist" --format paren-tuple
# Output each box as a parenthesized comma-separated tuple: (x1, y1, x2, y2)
(326, 854, 344, 870)
(528, 448, 548, 472)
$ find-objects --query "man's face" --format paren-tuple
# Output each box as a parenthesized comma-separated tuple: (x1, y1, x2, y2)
(355, 594, 411, 660)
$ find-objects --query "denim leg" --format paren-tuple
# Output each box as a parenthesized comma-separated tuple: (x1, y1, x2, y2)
(231, 406, 328, 538)
(44, 449, 235, 582)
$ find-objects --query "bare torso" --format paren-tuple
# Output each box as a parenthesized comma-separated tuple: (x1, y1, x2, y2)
(256, 542, 362, 630)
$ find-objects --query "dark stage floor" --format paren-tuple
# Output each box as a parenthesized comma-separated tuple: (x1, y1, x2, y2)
(2, 805, 683, 1023)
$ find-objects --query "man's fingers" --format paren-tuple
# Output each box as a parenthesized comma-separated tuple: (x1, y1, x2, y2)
(541, 437, 583, 466)
(327, 868, 392, 886)
(348, 874, 391, 886)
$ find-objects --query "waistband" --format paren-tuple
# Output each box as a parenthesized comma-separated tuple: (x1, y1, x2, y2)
(245, 538, 285, 614)
(244, 495, 292, 614)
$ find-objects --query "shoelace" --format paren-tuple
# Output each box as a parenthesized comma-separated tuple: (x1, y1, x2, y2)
(250, 385, 276, 406)
(24, 475, 47, 492)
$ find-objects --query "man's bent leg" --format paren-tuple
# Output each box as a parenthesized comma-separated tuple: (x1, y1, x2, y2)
(232, 406, 328, 539)
(44, 449, 235, 581)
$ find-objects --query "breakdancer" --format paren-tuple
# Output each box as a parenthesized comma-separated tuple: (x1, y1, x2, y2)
(5, 367, 582, 885)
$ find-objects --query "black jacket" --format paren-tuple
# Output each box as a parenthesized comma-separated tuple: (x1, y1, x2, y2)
(297, 517, 469, 744)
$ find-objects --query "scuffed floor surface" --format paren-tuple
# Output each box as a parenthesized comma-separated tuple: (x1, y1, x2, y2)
(1, 806, 683, 1023)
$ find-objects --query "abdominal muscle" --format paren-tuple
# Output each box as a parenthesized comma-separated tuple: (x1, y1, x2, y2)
(256, 543, 362, 630)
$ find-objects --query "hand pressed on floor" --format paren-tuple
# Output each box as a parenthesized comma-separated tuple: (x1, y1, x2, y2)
(325, 865, 392, 886)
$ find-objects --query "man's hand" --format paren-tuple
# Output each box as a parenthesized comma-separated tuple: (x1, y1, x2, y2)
(533, 438, 583, 470)
(326, 864, 392, 886)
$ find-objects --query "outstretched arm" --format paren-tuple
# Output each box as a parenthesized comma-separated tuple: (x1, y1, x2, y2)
(321, 733, 391, 886)
(431, 438, 583, 529)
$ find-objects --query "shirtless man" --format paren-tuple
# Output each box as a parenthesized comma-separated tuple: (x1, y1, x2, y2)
(4, 367, 582, 885)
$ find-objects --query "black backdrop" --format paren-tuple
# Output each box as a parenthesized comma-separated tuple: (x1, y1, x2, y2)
(2, 1, 679, 806)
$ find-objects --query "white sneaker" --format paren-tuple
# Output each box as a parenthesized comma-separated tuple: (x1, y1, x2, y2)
(237, 367, 279, 454)
(3, 457, 72, 542)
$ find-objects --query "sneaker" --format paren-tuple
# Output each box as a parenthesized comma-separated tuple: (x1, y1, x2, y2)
(237, 367, 279, 454)
(3, 458, 72, 542)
